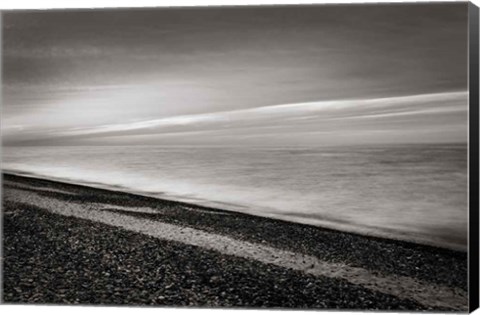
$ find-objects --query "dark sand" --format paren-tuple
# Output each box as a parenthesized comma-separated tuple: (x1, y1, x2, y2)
(1, 173, 468, 310)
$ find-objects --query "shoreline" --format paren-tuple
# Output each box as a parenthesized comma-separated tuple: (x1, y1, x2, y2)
(1, 173, 468, 310)
(1, 170, 467, 252)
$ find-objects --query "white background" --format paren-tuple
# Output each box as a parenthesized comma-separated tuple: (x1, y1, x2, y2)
(0, 1, 479, 315)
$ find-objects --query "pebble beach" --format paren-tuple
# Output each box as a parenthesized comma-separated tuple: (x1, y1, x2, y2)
(1, 173, 468, 311)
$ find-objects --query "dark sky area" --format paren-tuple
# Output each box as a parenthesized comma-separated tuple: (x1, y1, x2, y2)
(2, 3, 469, 146)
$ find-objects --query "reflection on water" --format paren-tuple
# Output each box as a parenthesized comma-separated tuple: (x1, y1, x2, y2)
(2, 143, 468, 250)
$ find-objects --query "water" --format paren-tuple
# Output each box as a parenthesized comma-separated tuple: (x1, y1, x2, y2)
(2, 144, 468, 250)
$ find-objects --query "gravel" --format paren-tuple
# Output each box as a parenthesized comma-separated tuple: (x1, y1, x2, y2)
(2, 199, 435, 310)
(3, 173, 468, 291)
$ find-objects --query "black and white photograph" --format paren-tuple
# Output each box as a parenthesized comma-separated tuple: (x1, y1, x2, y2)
(1, 1, 479, 312)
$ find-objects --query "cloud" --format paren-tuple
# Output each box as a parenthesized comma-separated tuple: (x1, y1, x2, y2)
(50, 91, 467, 140)
(3, 90, 467, 146)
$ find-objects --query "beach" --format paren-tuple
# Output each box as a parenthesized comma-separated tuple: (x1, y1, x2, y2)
(1, 173, 468, 310)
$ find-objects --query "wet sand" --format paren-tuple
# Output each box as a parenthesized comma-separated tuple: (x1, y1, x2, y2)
(1, 173, 468, 310)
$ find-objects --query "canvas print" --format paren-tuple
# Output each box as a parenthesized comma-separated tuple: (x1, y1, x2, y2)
(1, 2, 477, 311)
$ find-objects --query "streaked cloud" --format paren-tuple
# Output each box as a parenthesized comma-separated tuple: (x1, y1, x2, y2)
(4, 91, 466, 146)
(1, 4, 468, 146)
(52, 91, 465, 136)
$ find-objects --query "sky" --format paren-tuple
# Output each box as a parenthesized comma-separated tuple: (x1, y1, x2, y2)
(2, 3, 469, 146)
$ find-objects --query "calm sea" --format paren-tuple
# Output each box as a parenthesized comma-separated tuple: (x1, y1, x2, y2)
(2, 144, 468, 250)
